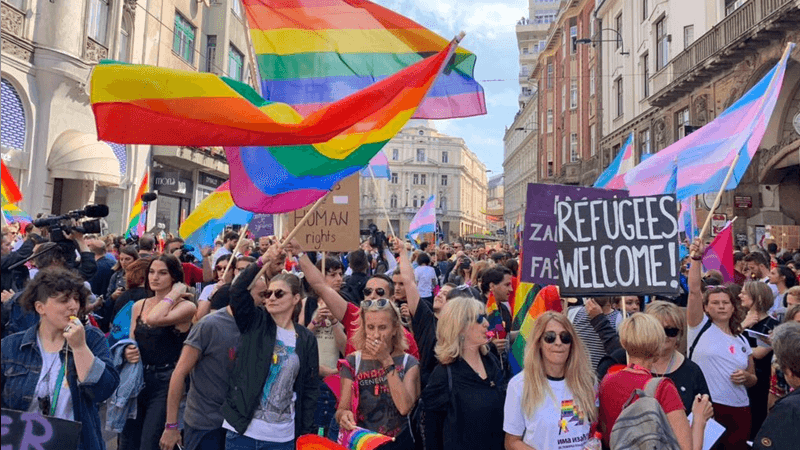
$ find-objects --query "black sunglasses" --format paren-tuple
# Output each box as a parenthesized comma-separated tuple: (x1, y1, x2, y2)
(215, 266, 226, 271)
(361, 298, 391, 309)
(363, 287, 386, 297)
(476, 313, 487, 324)
(542, 331, 573, 345)
(664, 327, 680, 338)
(263, 289, 287, 299)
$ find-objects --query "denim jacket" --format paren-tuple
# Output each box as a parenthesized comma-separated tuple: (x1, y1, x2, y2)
(105, 339, 144, 432)
(1, 323, 120, 450)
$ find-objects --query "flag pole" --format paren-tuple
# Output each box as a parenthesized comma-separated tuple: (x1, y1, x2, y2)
(221, 222, 250, 282)
(249, 193, 329, 289)
(368, 165, 396, 237)
(692, 152, 741, 257)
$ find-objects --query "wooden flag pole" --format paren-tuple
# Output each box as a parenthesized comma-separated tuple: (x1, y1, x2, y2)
(321, 251, 326, 277)
(249, 193, 328, 289)
(368, 165, 396, 237)
(692, 152, 741, 257)
(220, 223, 249, 282)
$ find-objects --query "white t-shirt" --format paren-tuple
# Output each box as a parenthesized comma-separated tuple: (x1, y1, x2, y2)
(223, 326, 299, 442)
(504, 373, 593, 450)
(198, 284, 216, 302)
(28, 337, 73, 421)
(414, 265, 437, 297)
(688, 315, 752, 407)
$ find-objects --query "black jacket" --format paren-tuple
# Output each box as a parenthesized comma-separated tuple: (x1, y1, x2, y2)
(0, 237, 34, 291)
(221, 264, 319, 438)
(754, 387, 800, 449)
(340, 271, 368, 305)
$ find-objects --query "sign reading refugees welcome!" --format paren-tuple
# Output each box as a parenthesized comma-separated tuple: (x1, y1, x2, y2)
(555, 194, 681, 297)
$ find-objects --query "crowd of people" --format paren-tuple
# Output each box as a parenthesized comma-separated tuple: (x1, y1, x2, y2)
(2, 222, 800, 450)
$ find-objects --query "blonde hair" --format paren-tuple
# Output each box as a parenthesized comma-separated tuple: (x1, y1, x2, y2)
(786, 286, 800, 304)
(619, 313, 665, 360)
(470, 260, 490, 287)
(522, 312, 597, 422)
(783, 304, 800, 324)
(743, 281, 775, 314)
(434, 297, 489, 365)
(351, 300, 408, 355)
(646, 300, 686, 340)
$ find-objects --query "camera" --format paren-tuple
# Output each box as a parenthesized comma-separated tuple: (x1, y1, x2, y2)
(360, 223, 388, 249)
(33, 204, 110, 242)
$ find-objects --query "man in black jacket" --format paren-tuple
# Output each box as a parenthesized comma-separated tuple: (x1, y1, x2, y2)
(0, 231, 36, 292)
(754, 322, 800, 449)
(340, 249, 369, 305)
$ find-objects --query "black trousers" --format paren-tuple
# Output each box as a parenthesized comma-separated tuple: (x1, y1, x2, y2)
(119, 368, 174, 450)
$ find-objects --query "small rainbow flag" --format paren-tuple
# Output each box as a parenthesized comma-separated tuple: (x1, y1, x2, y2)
(1, 160, 23, 205)
(125, 171, 149, 238)
(338, 426, 394, 450)
(509, 285, 563, 374)
(179, 181, 253, 260)
(2, 202, 32, 227)
(594, 132, 634, 190)
(296, 434, 348, 450)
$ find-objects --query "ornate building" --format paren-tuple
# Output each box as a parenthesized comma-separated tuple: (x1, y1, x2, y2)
(503, 94, 539, 244)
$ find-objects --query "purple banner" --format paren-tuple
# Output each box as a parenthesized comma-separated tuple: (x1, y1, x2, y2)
(249, 214, 274, 239)
(521, 184, 627, 284)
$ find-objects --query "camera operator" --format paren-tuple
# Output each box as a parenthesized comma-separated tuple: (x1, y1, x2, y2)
(164, 237, 214, 287)
(1, 228, 39, 292)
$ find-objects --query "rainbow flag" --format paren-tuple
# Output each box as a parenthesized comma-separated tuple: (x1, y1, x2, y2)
(179, 181, 253, 259)
(338, 426, 393, 450)
(703, 221, 735, 283)
(624, 43, 794, 199)
(360, 152, 391, 179)
(594, 132, 634, 190)
(125, 171, 149, 238)
(2, 202, 32, 227)
(407, 195, 435, 243)
(509, 285, 562, 374)
(1, 160, 23, 205)
(244, 0, 486, 120)
(296, 435, 348, 450)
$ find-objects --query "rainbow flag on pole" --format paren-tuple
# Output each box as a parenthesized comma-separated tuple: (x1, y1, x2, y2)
(407, 195, 436, 243)
(1, 160, 23, 205)
(125, 171, 149, 238)
(243, 0, 486, 120)
(179, 182, 253, 259)
(594, 132, 634, 190)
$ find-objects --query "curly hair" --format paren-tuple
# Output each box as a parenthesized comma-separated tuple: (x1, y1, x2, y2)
(702, 286, 745, 335)
(20, 267, 90, 312)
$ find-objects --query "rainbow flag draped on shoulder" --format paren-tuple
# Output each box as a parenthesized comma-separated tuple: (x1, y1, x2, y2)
(244, 0, 486, 120)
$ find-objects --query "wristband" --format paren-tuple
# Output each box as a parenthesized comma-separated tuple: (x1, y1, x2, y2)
(162, 297, 174, 305)
(256, 258, 265, 268)
(164, 422, 178, 430)
(384, 364, 396, 375)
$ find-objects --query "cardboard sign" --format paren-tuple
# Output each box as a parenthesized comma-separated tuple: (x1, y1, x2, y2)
(284, 174, 359, 251)
(521, 184, 627, 285)
(556, 194, 680, 297)
(1, 408, 82, 450)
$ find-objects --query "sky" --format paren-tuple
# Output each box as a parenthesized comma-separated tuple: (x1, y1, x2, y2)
(374, 0, 529, 175)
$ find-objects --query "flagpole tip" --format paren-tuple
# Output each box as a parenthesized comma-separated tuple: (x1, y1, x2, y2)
(456, 31, 466, 42)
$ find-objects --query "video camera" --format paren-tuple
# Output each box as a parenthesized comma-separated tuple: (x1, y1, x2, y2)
(360, 223, 388, 249)
(32, 204, 110, 242)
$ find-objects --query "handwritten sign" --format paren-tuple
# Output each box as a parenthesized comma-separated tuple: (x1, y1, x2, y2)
(284, 174, 359, 251)
(1, 408, 82, 450)
(556, 194, 680, 297)
(249, 214, 275, 239)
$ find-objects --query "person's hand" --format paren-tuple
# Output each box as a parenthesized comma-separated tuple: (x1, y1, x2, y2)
(169, 282, 188, 300)
(1, 289, 14, 303)
(689, 238, 705, 258)
(731, 369, 749, 385)
(336, 409, 356, 431)
(159, 428, 181, 450)
(399, 303, 411, 321)
(366, 336, 393, 366)
(390, 236, 403, 255)
(111, 287, 124, 300)
(124, 345, 140, 364)
(63, 316, 87, 350)
(314, 305, 333, 324)
(584, 298, 602, 319)
(492, 337, 509, 353)
(201, 246, 213, 259)
(742, 310, 760, 329)
(691, 394, 713, 423)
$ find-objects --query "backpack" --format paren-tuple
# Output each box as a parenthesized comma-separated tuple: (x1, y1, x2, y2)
(609, 377, 681, 450)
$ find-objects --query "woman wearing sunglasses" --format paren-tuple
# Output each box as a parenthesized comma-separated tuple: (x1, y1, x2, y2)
(336, 297, 420, 448)
(646, 301, 711, 413)
(221, 248, 319, 450)
(504, 312, 596, 450)
(194, 254, 233, 322)
(422, 296, 506, 450)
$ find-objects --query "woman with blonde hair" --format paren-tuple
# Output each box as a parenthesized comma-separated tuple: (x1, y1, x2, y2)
(422, 297, 506, 450)
(504, 312, 597, 450)
(599, 313, 714, 450)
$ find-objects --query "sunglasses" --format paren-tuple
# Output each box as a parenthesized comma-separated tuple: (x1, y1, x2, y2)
(263, 289, 288, 299)
(215, 266, 227, 271)
(476, 313, 487, 324)
(361, 298, 391, 309)
(542, 331, 573, 345)
(663, 327, 680, 338)
(363, 287, 386, 297)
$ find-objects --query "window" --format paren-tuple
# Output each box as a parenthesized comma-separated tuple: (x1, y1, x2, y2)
(570, 25, 578, 54)
(547, 149, 554, 177)
(413, 174, 419, 185)
(391, 172, 398, 184)
(562, 83, 566, 110)
(522, 46, 529, 55)
(206, 36, 217, 72)
(390, 194, 398, 208)
(441, 175, 448, 186)
(570, 79, 578, 109)
(615, 13, 623, 50)
(615, 77, 623, 117)
(416, 149, 425, 162)
(642, 53, 650, 98)
(88, 0, 110, 45)
(1, 78, 27, 152)
(420, 174, 427, 185)
(656, 18, 668, 70)
(675, 108, 690, 139)
(570, 133, 579, 162)
(392, 148, 399, 160)
(413, 196, 419, 208)
(228, 44, 244, 81)
(590, 124, 597, 156)
(642, 0, 648, 21)
(590, 68, 595, 96)
(562, 135, 567, 165)
(641, 128, 651, 155)
(418, 130, 424, 136)
(547, 109, 553, 132)
(547, 63, 553, 89)
(173, 13, 196, 63)
(118, 14, 132, 62)
(232, 0, 243, 17)
(684, 25, 694, 49)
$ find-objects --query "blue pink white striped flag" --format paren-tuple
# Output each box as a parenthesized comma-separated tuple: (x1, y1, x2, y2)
(407, 195, 435, 242)
(360, 151, 391, 179)
(703, 221, 735, 283)
(594, 132, 635, 190)
(624, 43, 794, 199)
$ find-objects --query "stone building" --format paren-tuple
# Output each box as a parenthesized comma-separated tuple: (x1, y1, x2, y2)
(359, 120, 489, 242)
(503, 94, 539, 244)
(1, 0, 252, 234)
(486, 174, 504, 234)
(516, 0, 561, 106)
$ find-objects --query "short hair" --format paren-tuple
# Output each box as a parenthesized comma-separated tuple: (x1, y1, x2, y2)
(776, 265, 798, 289)
(783, 304, 800, 324)
(125, 259, 150, 289)
(368, 273, 395, 297)
(417, 252, 431, 266)
(34, 243, 65, 269)
(20, 267, 90, 312)
(743, 281, 775, 314)
(772, 322, 800, 376)
(434, 297, 489, 364)
(446, 285, 482, 300)
(480, 266, 512, 294)
(138, 234, 156, 251)
(619, 313, 665, 360)
(235, 256, 256, 267)
(215, 254, 233, 267)
(144, 254, 184, 291)
(767, 243, 778, 255)
(420, 241, 429, 251)
(490, 252, 504, 263)
(734, 252, 745, 263)
(504, 258, 519, 275)
(744, 252, 768, 268)
(164, 237, 184, 249)
(646, 300, 686, 341)
(348, 249, 368, 273)
(112, 245, 139, 271)
(315, 256, 343, 275)
(786, 286, 800, 307)
(223, 231, 239, 242)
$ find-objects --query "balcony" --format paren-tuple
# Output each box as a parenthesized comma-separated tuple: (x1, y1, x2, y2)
(647, 0, 798, 107)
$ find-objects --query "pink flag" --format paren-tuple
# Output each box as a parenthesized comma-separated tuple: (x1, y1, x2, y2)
(703, 222, 735, 283)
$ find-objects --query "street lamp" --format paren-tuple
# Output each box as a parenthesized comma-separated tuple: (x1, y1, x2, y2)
(575, 28, 630, 56)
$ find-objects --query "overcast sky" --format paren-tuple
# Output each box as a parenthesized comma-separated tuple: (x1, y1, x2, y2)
(375, 0, 528, 175)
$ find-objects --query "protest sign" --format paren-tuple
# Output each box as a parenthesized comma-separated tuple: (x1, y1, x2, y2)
(249, 214, 274, 239)
(284, 174, 359, 251)
(521, 184, 627, 285)
(556, 194, 680, 297)
(1, 408, 82, 450)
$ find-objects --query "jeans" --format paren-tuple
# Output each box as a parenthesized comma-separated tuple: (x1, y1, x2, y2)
(184, 425, 226, 450)
(313, 379, 337, 436)
(119, 368, 173, 450)
(224, 431, 294, 450)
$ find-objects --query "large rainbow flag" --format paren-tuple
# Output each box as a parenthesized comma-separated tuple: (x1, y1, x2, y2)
(1, 160, 22, 205)
(624, 43, 794, 199)
(125, 171, 149, 238)
(244, 0, 486, 120)
(179, 182, 254, 259)
(2, 202, 32, 227)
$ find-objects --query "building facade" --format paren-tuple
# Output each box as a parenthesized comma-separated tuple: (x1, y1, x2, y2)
(486, 174, 504, 234)
(359, 120, 489, 242)
(516, 0, 560, 106)
(1, 0, 253, 234)
(503, 93, 539, 244)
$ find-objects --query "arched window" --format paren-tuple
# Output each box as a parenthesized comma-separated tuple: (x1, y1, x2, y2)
(390, 194, 397, 209)
(1, 78, 27, 152)
(118, 12, 133, 62)
(87, 0, 110, 45)
(413, 196, 418, 208)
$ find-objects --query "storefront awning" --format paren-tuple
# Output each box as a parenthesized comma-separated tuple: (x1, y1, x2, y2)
(48, 130, 121, 186)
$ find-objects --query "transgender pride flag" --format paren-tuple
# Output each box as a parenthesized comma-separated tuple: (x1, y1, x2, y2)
(407, 195, 435, 243)
(594, 132, 635, 189)
(359, 151, 391, 179)
(625, 43, 795, 199)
